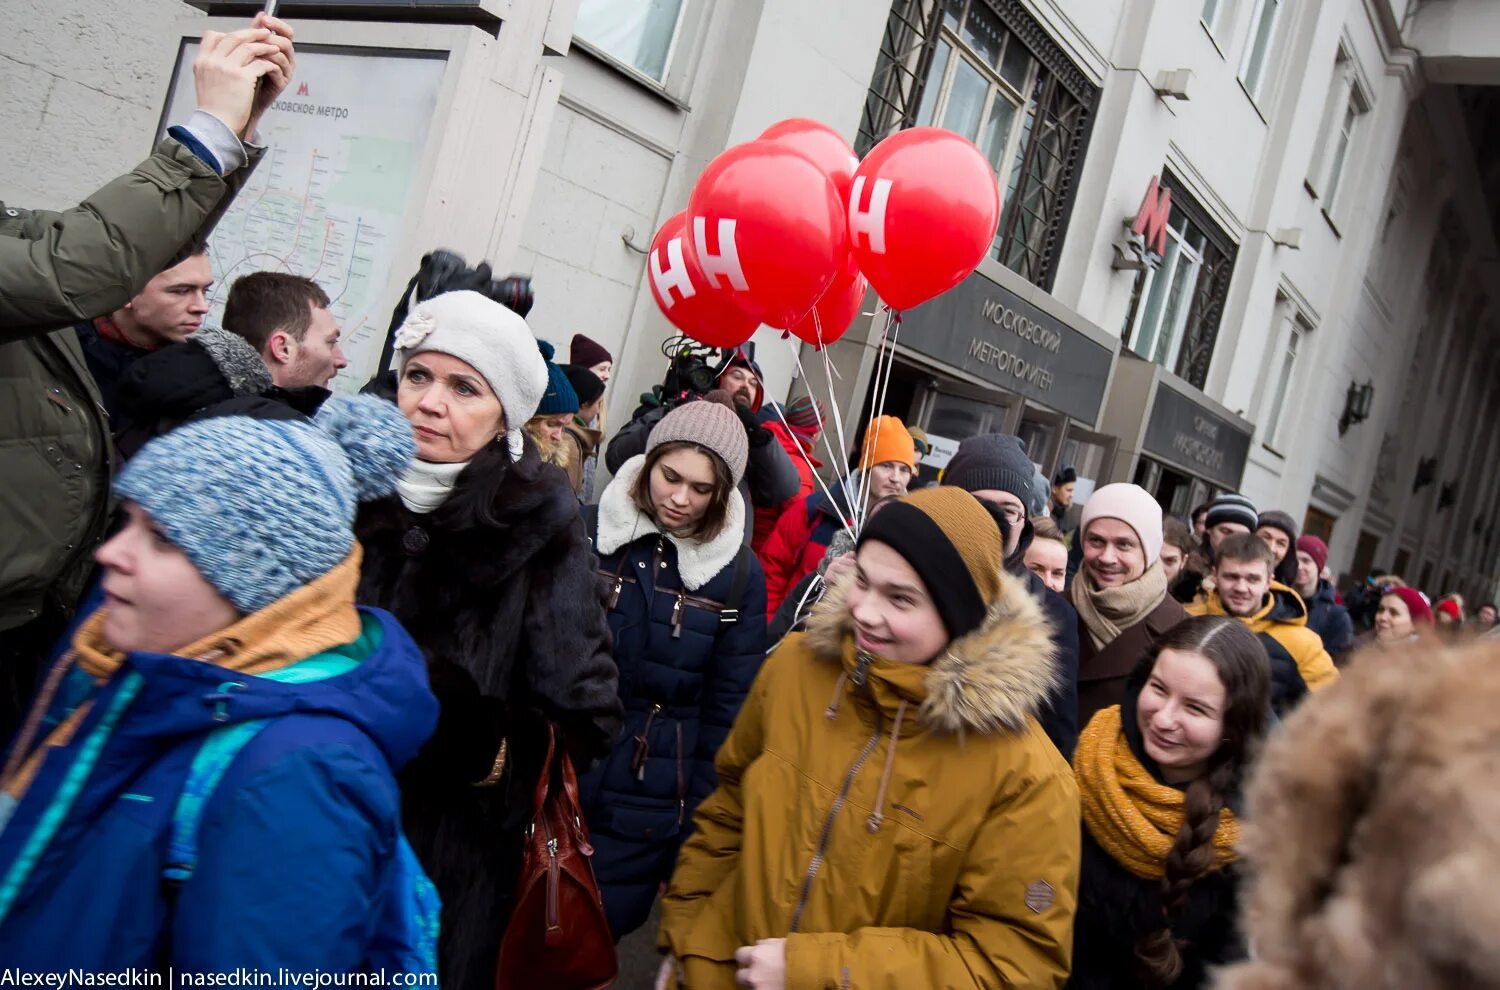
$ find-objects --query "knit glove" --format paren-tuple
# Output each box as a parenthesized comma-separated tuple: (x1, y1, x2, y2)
(735, 403, 773, 448)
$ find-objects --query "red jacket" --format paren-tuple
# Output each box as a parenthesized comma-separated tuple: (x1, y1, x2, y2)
(759, 482, 854, 614)
(751, 421, 821, 556)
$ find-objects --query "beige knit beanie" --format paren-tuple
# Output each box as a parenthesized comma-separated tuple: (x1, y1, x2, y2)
(646, 390, 749, 486)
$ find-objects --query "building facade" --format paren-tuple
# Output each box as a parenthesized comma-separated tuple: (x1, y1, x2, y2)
(5, 0, 1498, 599)
(530, 0, 1500, 600)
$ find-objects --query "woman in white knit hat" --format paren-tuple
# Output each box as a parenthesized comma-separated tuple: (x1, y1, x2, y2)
(578, 391, 768, 941)
(353, 290, 622, 990)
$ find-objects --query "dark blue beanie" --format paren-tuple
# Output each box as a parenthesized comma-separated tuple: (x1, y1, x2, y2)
(535, 339, 580, 416)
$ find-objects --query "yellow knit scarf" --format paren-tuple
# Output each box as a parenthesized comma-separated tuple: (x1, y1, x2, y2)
(1073, 705, 1240, 880)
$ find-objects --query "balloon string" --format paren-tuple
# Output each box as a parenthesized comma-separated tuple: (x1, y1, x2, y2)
(857, 306, 902, 533)
(768, 390, 855, 544)
(809, 308, 858, 534)
(817, 337, 857, 523)
(768, 570, 827, 656)
(854, 317, 888, 529)
(788, 334, 856, 538)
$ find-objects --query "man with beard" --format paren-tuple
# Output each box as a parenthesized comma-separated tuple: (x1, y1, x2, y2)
(606, 343, 798, 545)
(1187, 532, 1338, 715)
(1069, 484, 1188, 728)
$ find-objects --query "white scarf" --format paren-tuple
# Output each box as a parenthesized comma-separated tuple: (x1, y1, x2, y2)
(396, 459, 467, 514)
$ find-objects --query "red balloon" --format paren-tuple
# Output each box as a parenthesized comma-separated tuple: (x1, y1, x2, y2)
(647, 211, 758, 348)
(788, 257, 867, 349)
(758, 118, 860, 202)
(688, 142, 848, 329)
(847, 127, 1000, 311)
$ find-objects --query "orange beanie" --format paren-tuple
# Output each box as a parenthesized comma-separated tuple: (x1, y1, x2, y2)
(859, 415, 916, 471)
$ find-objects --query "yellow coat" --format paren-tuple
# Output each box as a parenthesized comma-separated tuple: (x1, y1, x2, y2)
(659, 571, 1081, 989)
(1187, 582, 1339, 694)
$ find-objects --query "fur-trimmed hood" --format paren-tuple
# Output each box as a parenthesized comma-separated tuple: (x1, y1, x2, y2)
(597, 454, 746, 591)
(803, 565, 1059, 736)
(1217, 636, 1500, 990)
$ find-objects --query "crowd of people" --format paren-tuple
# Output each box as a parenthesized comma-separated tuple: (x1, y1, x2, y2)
(1, 14, 1497, 989)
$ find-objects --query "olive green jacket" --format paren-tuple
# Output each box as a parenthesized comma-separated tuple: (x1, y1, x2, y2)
(0, 136, 260, 631)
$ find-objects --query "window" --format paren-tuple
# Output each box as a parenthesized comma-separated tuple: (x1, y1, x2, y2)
(574, 0, 686, 83)
(1239, 0, 1281, 103)
(857, 0, 1097, 290)
(1324, 98, 1359, 209)
(1121, 173, 1237, 390)
(1263, 309, 1308, 448)
(1201, 0, 1236, 43)
(1307, 49, 1371, 219)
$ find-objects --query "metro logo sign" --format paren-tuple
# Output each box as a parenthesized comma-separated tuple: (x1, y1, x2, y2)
(1131, 175, 1172, 259)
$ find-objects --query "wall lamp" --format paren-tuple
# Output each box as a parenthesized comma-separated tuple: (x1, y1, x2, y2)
(1413, 456, 1438, 493)
(1153, 69, 1193, 101)
(1338, 380, 1374, 436)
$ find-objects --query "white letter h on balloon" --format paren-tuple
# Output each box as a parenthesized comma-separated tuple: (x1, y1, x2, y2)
(849, 176, 893, 255)
(693, 217, 750, 291)
(651, 236, 697, 307)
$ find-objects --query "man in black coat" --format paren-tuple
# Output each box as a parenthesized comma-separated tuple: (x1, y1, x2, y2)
(1292, 535, 1354, 663)
(941, 433, 1081, 759)
(109, 325, 278, 459)
(606, 343, 799, 544)
(74, 247, 216, 422)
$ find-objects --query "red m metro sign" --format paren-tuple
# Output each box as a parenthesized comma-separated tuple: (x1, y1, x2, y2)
(1131, 175, 1173, 260)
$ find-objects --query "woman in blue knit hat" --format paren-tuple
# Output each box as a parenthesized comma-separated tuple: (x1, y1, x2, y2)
(524, 338, 580, 470)
(0, 396, 441, 976)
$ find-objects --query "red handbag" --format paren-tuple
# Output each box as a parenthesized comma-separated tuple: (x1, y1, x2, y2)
(496, 723, 617, 990)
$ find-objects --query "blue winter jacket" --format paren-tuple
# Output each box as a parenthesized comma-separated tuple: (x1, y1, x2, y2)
(1304, 579, 1355, 660)
(0, 606, 438, 975)
(579, 457, 768, 939)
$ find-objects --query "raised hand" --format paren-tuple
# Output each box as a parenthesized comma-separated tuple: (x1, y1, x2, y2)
(192, 27, 280, 137)
(243, 12, 296, 139)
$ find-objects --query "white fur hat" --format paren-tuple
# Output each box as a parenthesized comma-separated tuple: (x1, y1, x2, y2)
(393, 290, 547, 461)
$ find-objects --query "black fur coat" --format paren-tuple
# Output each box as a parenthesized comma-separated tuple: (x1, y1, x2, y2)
(355, 439, 621, 990)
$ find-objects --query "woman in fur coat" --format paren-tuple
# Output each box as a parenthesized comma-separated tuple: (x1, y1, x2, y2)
(579, 391, 767, 940)
(354, 290, 622, 990)
(1069, 615, 1270, 989)
(1218, 635, 1500, 990)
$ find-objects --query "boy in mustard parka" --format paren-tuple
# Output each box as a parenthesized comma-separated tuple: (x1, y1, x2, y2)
(659, 487, 1080, 989)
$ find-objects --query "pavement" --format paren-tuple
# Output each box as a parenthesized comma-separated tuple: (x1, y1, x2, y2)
(614, 900, 664, 989)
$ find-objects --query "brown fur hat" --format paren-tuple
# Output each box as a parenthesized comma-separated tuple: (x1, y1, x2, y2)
(1216, 635, 1500, 989)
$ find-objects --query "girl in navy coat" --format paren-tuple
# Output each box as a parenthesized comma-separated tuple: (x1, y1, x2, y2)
(581, 391, 768, 939)
(0, 396, 439, 976)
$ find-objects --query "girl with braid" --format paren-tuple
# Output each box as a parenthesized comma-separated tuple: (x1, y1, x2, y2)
(1068, 616, 1271, 988)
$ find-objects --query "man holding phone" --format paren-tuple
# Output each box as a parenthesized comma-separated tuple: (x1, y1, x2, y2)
(0, 12, 298, 743)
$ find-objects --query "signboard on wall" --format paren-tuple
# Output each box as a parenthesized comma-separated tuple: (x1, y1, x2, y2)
(184, 0, 500, 19)
(1141, 381, 1253, 490)
(922, 432, 960, 470)
(898, 272, 1114, 425)
(158, 42, 446, 391)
